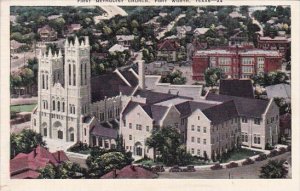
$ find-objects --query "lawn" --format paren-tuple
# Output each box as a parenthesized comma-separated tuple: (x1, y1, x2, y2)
(222, 148, 262, 163)
(11, 104, 37, 113)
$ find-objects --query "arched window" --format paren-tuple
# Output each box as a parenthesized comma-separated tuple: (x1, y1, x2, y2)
(58, 130, 63, 139)
(80, 63, 83, 85)
(85, 63, 87, 85)
(44, 127, 47, 136)
(73, 64, 76, 86)
(53, 100, 55, 110)
(69, 64, 71, 85)
(46, 75, 48, 89)
(42, 74, 45, 89)
(62, 102, 65, 112)
(57, 101, 60, 112)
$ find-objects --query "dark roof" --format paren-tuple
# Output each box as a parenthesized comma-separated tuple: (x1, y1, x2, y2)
(202, 100, 238, 124)
(91, 70, 138, 102)
(101, 165, 158, 179)
(206, 93, 270, 118)
(219, 79, 254, 98)
(121, 101, 168, 124)
(175, 101, 216, 117)
(134, 90, 178, 104)
(90, 124, 118, 139)
(157, 39, 180, 51)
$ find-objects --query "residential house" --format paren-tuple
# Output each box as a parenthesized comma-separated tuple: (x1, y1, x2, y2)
(116, 35, 135, 47)
(265, 83, 291, 103)
(10, 146, 68, 179)
(176, 26, 192, 39)
(37, 25, 58, 41)
(157, 39, 181, 62)
(257, 36, 291, 59)
(193, 28, 209, 37)
(101, 165, 158, 179)
(108, 44, 130, 54)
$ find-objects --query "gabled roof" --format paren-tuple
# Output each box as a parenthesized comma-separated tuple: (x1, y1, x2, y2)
(38, 25, 56, 33)
(108, 44, 129, 52)
(134, 90, 179, 104)
(219, 79, 254, 98)
(175, 101, 216, 117)
(10, 146, 69, 179)
(116, 35, 135, 41)
(266, 83, 291, 99)
(101, 165, 158, 179)
(157, 39, 180, 51)
(206, 93, 270, 118)
(91, 70, 138, 102)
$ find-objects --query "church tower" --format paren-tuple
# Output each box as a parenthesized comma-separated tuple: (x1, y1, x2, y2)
(64, 36, 91, 142)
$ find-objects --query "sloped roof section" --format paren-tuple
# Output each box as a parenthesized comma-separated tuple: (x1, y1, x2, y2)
(219, 79, 254, 98)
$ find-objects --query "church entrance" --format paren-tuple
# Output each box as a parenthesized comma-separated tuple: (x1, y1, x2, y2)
(53, 121, 63, 140)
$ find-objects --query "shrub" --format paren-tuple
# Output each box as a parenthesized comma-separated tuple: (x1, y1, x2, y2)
(255, 153, 267, 161)
(210, 163, 223, 170)
(268, 150, 279, 158)
(242, 158, 255, 166)
(265, 143, 274, 150)
(278, 147, 287, 154)
(226, 162, 239, 168)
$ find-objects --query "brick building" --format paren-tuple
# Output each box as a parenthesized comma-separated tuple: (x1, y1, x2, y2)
(192, 46, 283, 81)
(257, 36, 291, 59)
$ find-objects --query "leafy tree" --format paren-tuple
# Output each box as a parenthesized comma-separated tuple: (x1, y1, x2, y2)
(260, 160, 288, 178)
(38, 164, 56, 179)
(10, 129, 46, 159)
(146, 126, 192, 166)
(161, 70, 186, 85)
(38, 161, 84, 179)
(204, 68, 224, 87)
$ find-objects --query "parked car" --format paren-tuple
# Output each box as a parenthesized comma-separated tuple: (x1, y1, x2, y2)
(169, 165, 182, 172)
(152, 165, 165, 173)
(182, 165, 196, 172)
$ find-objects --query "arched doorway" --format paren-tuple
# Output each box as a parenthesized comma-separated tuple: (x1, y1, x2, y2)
(69, 127, 74, 142)
(53, 121, 63, 140)
(135, 142, 143, 156)
(41, 122, 47, 137)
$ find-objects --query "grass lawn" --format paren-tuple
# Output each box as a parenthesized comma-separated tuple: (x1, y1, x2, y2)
(222, 148, 262, 163)
(11, 104, 37, 113)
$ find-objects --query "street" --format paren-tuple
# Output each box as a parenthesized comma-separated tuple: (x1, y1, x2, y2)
(158, 152, 291, 179)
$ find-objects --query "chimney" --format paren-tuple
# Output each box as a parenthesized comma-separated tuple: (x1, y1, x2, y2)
(113, 168, 117, 178)
(138, 60, 145, 89)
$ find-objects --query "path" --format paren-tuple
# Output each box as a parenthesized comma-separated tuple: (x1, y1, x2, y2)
(248, 6, 266, 36)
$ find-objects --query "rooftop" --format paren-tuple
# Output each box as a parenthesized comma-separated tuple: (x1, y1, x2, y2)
(101, 165, 158, 179)
(219, 79, 254, 98)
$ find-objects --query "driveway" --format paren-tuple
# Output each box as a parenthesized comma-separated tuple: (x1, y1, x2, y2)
(158, 152, 291, 179)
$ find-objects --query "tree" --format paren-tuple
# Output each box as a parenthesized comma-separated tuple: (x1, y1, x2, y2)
(161, 70, 186, 85)
(10, 129, 46, 159)
(204, 68, 224, 87)
(38, 161, 83, 179)
(146, 126, 192, 166)
(38, 164, 56, 179)
(260, 160, 288, 178)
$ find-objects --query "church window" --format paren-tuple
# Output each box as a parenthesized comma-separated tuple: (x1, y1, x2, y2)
(80, 64, 83, 85)
(62, 102, 65, 112)
(46, 75, 48, 89)
(53, 100, 55, 110)
(73, 64, 76, 86)
(42, 74, 45, 89)
(57, 101, 60, 112)
(69, 64, 71, 85)
(85, 63, 87, 85)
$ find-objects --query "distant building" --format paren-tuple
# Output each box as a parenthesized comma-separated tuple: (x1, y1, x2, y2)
(101, 165, 158, 179)
(66, 24, 82, 35)
(176, 26, 192, 39)
(37, 25, 58, 41)
(10, 40, 26, 53)
(157, 39, 181, 62)
(186, 40, 208, 61)
(109, 44, 129, 53)
(193, 28, 209, 37)
(265, 83, 291, 102)
(229, 11, 246, 19)
(229, 31, 254, 47)
(257, 36, 291, 59)
(145, 61, 174, 76)
(116, 35, 135, 47)
(219, 79, 254, 98)
(47, 14, 62, 20)
(10, 146, 68, 179)
(192, 46, 283, 81)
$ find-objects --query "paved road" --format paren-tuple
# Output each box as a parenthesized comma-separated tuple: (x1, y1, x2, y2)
(94, 6, 127, 24)
(158, 152, 291, 179)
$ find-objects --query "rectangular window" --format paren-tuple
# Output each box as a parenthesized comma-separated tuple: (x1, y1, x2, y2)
(191, 148, 194, 154)
(129, 135, 132, 140)
(191, 125, 195, 131)
(203, 127, 207, 133)
(129, 123, 132, 129)
(197, 126, 200, 132)
(254, 118, 261, 125)
(146, 126, 150, 132)
(197, 137, 200, 143)
(198, 116, 200, 120)
(84, 128, 86, 136)
(242, 117, 248, 123)
(181, 118, 185, 125)
(191, 137, 195, 142)
(254, 134, 261, 144)
(203, 139, 207, 145)
(197, 149, 200, 155)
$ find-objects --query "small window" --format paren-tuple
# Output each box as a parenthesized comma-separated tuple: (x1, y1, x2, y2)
(197, 126, 200, 132)
(203, 127, 207, 133)
(129, 123, 132, 129)
(191, 125, 195, 131)
(198, 116, 200, 120)
(254, 118, 261, 125)
(129, 135, 132, 140)
(146, 126, 150, 132)
(191, 137, 195, 142)
(191, 148, 194, 154)
(203, 139, 207, 145)
(197, 137, 200, 143)
(197, 149, 200, 155)
(242, 117, 248, 123)
(84, 128, 86, 136)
